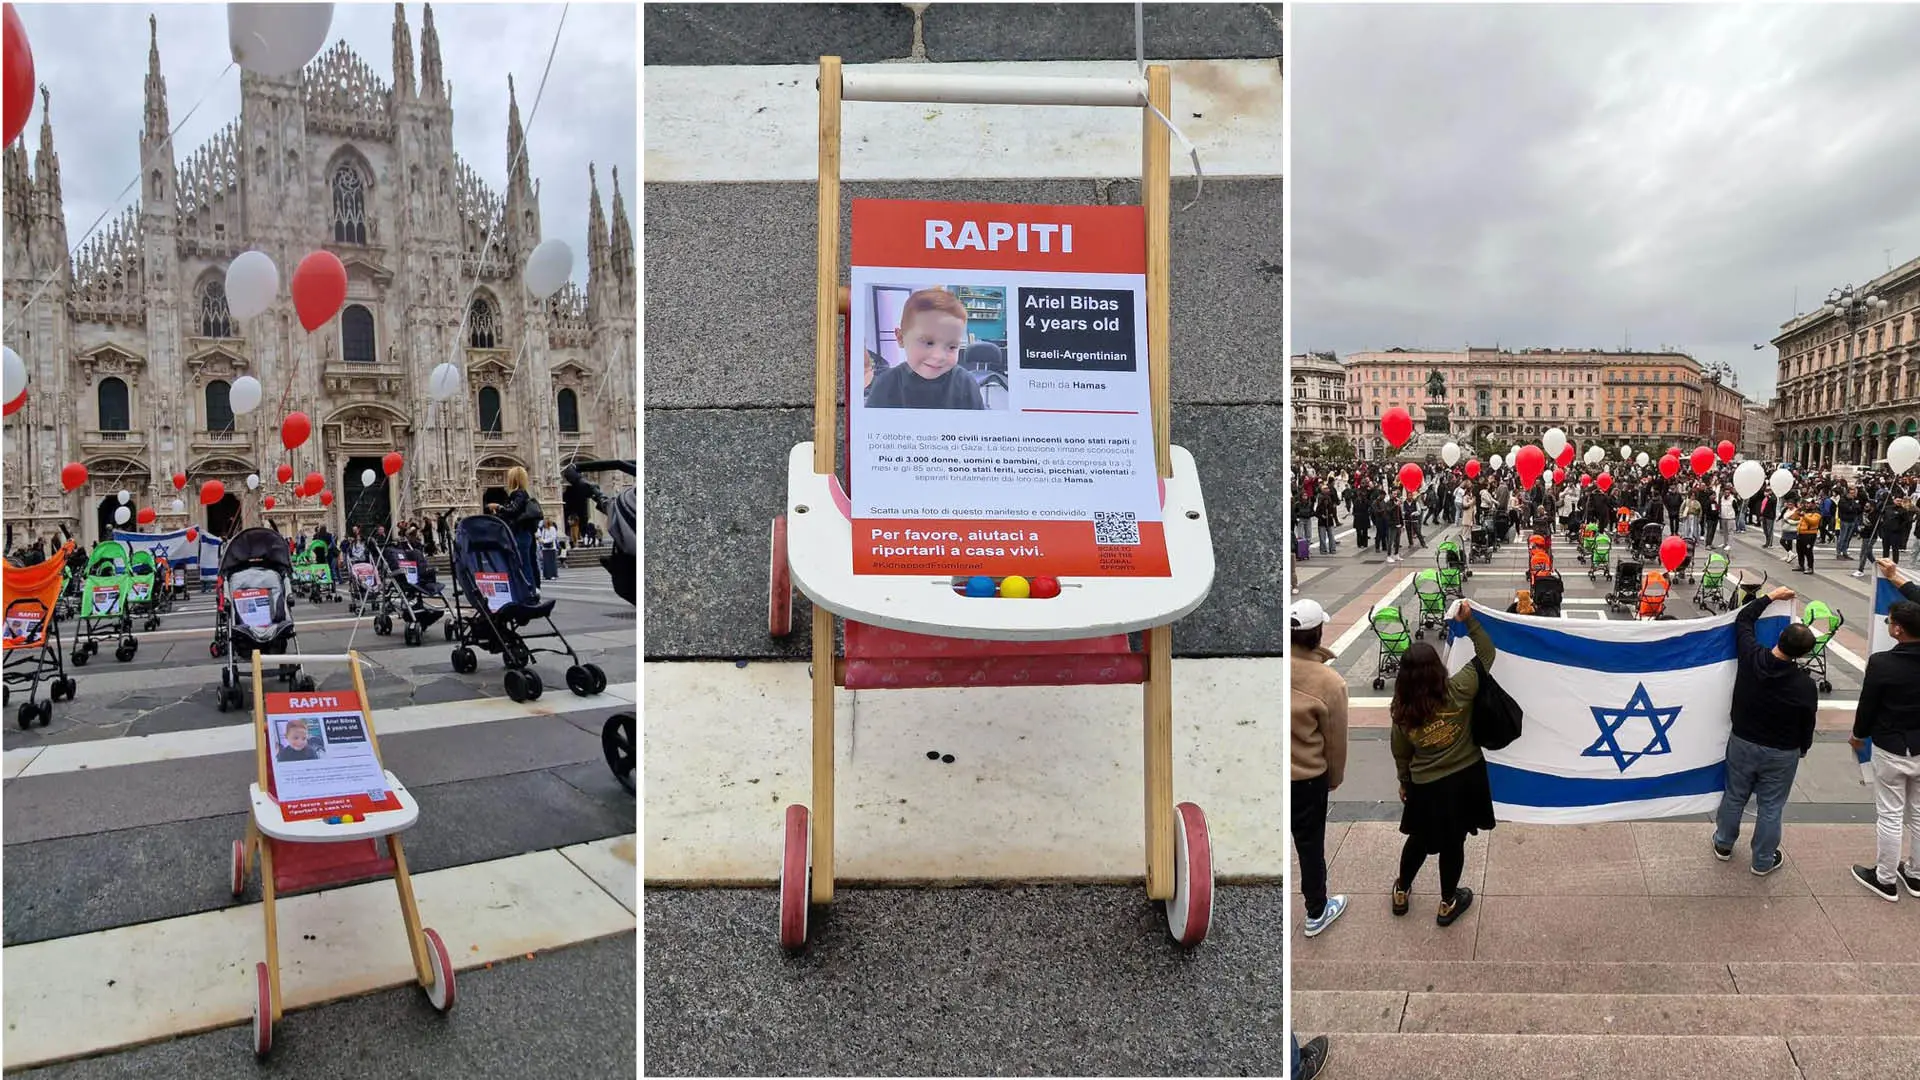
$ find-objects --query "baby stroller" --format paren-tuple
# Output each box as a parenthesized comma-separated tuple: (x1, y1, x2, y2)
(1588, 534, 1613, 583)
(1412, 569, 1448, 638)
(54, 545, 87, 621)
(127, 548, 163, 633)
(447, 514, 604, 703)
(1633, 519, 1664, 563)
(1614, 506, 1635, 542)
(4, 542, 79, 729)
(564, 458, 636, 792)
(1729, 567, 1768, 608)
(1468, 524, 1495, 564)
(292, 539, 337, 603)
(1436, 539, 1468, 595)
(1694, 552, 1732, 612)
(72, 540, 137, 665)
(154, 552, 179, 613)
(1638, 569, 1672, 620)
(1798, 600, 1844, 694)
(1607, 560, 1644, 614)
(1529, 569, 1565, 618)
(1578, 523, 1599, 565)
(345, 546, 383, 617)
(1527, 542, 1554, 586)
(214, 527, 312, 713)
(374, 538, 450, 647)
(1368, 604, 1413, 691)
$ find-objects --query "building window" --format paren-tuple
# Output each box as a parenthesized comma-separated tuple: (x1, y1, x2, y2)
(98, 377, 130, 432)
(205, 380, 234, 432)
(341, 304, 376, 363)
(557, 388, 580, 434)
(199, 276, 233, 338)
(332, 162, 368, 244)
(468, 296, 499, 349)
(478, 386, 503, 434)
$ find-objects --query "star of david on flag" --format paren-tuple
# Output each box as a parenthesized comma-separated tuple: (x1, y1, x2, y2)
(1582, 683, 1680, 772)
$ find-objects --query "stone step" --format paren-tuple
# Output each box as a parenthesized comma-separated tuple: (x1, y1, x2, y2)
(1295, 960, 1920, 996)
(1297, 989, 1920, 1036)
(1303, 1033, 1920, 1080)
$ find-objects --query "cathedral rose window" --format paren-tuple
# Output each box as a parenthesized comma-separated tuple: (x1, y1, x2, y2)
(332, 162, 368, 245)
(199, 276, 233, 338)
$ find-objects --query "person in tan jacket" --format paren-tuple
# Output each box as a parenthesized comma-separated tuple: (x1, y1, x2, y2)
(1291, 598, 1350, 937)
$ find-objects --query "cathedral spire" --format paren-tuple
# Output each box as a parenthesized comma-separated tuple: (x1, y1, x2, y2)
(586, 163, 609, 316)
(506, 74, 528, 188)
(392, 3, 415, 101)
(34, 88, 65, 254)
(420, 3, 444, 100)
(143, 13, 169, 143)
(609, 166, 632, 297)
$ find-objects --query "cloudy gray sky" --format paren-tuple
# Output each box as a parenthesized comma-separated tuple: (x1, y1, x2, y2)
(14, 2, 635, 285)
(1291, 3, 1920, 403)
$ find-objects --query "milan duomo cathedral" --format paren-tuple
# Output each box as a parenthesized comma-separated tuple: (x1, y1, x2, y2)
(1, 5, 636, 547)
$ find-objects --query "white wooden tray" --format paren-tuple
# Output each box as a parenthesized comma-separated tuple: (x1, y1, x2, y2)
(250, 770, 420, 843)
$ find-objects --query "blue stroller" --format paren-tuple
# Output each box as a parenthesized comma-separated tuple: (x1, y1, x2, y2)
(447, 514, 604, 703)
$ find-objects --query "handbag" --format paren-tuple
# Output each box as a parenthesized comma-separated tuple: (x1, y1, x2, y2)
(1469, 655, 1524, 751)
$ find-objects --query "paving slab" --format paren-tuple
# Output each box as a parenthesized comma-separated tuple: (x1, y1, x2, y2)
(1483, 822, 1646, 896)
(1312, 1034, 1802, 1080)
(1399, 991, 1920, 1037)
(1322, 820, 1490, 900)
(1291, 989, 1407, 1034)
(1292, 960, 1739, 996)
(1471, 896, 1853, 964)
(1816, 894, 1920, 963)
(1289, 885, 1482, 962)
(1633, 819, 1815, 897)
(1730, 963, 1920, 996)
(643, 2, 916, 65)
(1788, 1036, 1920, 1080)
(921, 3, 1283, 62)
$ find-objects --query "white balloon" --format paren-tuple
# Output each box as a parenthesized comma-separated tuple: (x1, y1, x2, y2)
(2, 345, 24, 401)
(113, 506, 130, 525)
(1770, 468, 1795, 499)
(228, 3, 334, 77)
(1490, 454, 1504, 471)
(117, 489, 131, 505)
(428, 362, 463, 402)
(361, 468, 377, 487)
(225, 251, 279, 320)
(1508, 445, 1521, 466)
(1542, 428, 1567, 458)
(230, 375, 263, 415)
(246, 473, 261, 490)
(523, 238, 573, 301)
(1733, 459, 1767, 500)
(1619, 444, 1631, 461)
(1890, 435, 1920, 475)
(171, 498, 185, 513)
(1441, 441, 1460, 467)
(1636, 452, 1650, 467)
(1585, 446, 1604, 465)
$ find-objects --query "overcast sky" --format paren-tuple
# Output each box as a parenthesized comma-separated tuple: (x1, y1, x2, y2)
(1291, 3, 1920, 403)
(13, 2, 635, 286)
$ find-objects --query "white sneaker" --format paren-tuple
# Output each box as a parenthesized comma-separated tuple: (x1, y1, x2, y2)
(1853, 570, 1866, 578)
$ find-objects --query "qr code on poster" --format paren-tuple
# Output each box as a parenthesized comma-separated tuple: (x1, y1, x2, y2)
(1093, 511, 1140, 546)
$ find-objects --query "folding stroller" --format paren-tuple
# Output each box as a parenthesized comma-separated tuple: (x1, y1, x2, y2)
(1531, 570, 1565, 617)
(447, 514, 603, 703)
(374, 540, 449, 647)
(1436, 539, 1468, 595)
(1798, 600, 1844, 694)
(345, 547, 383, 617)
(1729, 567, 1768, 608)
(1694, 552, 1731, 612)
(71, 540, 137, 665)
(1412, 569, 1448, 638)
(214, 527, 312, 713)
(1667, 537, 1697, 584)
(564, 458, 636, 792)
(1369, 604, 1413, 690)
(4, 542, 78, 729)
(1615, 506, 1635, 541)
(1579, 523, 1599, 565)
(1527, 543, 1554, 586)
(1607, 559, 1644, 614)
(1588, 534, 1613, 583)
(1633, 519, 1664, 562)
(1468, 524, 1494, 564)
(1638, 570, 1672, 620)
(154, 552, 179, 613)
(292, 539, 337, 603)
(54, 545, 86, 620)
(127, 548, 163, 633)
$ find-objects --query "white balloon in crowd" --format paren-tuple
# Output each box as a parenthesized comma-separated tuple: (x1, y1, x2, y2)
(113, 506, 130, 525)
(1732, 459, 1767, 500)
(1889, 435, 1920, 475)
(1542, 428, 1567, 458)
(1585, 446, 1604, 465)
(428, 362, 463, 402)
(1619, 444, 1631, 461)
(230, 375, 263, 415)
(225, 251, 279, 320)
(1508, 444, 1521, 465)
(2, 345, 24, 401)
(228, 3, 334, 77)
(1769, 468, 1794, 499)
(246, 473, 261, 490)
(1441, 441, 1460, 466)
(117, 489, 131, 505)
(523, 239, 574, 301)
(1490, 454, 1504, 471)
(361, 468, 377, 487)
(1635, 452, 1650, 467)
(171, 498, 185, 513)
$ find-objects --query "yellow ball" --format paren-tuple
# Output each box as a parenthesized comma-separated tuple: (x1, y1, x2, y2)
(341, 814, 355, 824)
(999, 575, 1031, 599)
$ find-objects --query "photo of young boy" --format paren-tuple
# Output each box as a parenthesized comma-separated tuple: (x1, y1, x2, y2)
(275, 717, 326, 763)
(864, 286, 1001, 411)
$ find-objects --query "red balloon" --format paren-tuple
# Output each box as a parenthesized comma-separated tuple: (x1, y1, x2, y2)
(199, 479, 225, 506)
(1597, 472, 1615, 493)
(136, 506, 156, 525)
(1690, 446, 1715, 475)
(1398, 462, 1424, 492)
(319, 490, 334, 507)
(281, 412, 312, 451)
(1580, 474, 1593, 487)
(171, 472, 186, 490)
(60, 461, 87, 492)
(1515, 445, 1547, 488)
(303, 471, 324, 496)
(1658, 454, 1681, 479)
(2, 388, 23, 416)
(1553, 466, 1567, 485)
(1464, 459, 1481, 479)
(276, 463, 294, 484)
(1556, 444, 1575, 468)
(382, 451, 404, 476)
(1667, 446, 1681, 457)
(290, 250, 348, 332)
(1659, 535, 1688, 573)
(263, 496, 276, 510)
(1717, 440, 1736, 463)
(4, 5, 34, 147)
(185, 528, 198, 543)
(1381, 407, 1414, 450)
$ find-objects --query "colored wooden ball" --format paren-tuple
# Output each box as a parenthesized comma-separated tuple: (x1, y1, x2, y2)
(1030, 576, 1062, 599)
(964, 575, 996, 597)
(999, 575, 1031, 599)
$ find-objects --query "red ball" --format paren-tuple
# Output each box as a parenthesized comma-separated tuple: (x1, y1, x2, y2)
(304, 471, 324, 495)
(1658, 454, 1681, 479)
(319, 490, 334, 507)
(1464, 459, 1481, 479)
(1398, 462, 1424, 492)
(171, 472, 186, 490)
(1659, 534, 1688, 573)
(1597, 473, 1615, 493)
(136, 506, 157, 525)
(1030, 576, 1062, 599)
(263, 495, 276, 510)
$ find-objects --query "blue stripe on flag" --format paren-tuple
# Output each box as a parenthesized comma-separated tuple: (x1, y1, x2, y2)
(1487, 760, 1727, 807)
(1878, 578, 1903, 616)
(1445, 615, 1792, 671)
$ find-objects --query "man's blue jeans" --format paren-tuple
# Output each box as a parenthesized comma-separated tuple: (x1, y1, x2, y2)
(1318, 524, 1336, 554)
(1291, 1033, 1301, 1075)
(1837, 519, 1857, 558)
(1713, 733, 1801, 864)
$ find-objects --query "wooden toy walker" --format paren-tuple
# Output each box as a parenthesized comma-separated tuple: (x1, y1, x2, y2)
(769, 58, 1217, 948)
(231, 650, 454, 1056)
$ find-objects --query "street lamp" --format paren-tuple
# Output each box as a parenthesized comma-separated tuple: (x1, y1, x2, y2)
(1827, 283, 1892, 465)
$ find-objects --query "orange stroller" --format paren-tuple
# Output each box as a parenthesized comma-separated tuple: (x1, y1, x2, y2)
(1638, 569, 1672, 619)
(3, 542, 79, 729)
(1527, 541, 1554, 585)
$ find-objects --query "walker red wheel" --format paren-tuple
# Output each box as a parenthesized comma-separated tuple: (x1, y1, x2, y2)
(778, 803, 811, 949)
(769, 516, 793, 638)
(1166, 801, 1213, 946)
(252, 961, 273, 1057)
(421, 928, 456, 1012)
(231, 839, 248, 897)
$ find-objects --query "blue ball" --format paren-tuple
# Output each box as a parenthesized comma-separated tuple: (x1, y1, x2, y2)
(965, 575, 996, 597)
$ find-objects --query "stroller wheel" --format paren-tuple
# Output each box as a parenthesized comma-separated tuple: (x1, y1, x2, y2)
(17, 701, 38, 730)
(452, 647, 477, 674)
(86, 640, 99, 656)
(566, 665, 596, 697)
(72, 649, 89, 667)
(404, 625, 422, 647)
(374, 614, 392, 636)
(1373, 677, 1386, 690)
(114, 642, 134, 663)
(524, 671, 544, 700)
(585, 663, 607, 695)
(505, 668, 529, 702)
(221, 667, 234, 689)
(1819, 679, 1832, 693)
(444, 621, 456, 641)
(1414, 630, 1424, 640)
(603, 712, 635, 793)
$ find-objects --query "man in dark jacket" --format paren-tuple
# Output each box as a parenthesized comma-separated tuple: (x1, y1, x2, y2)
(1852, 559, 1920, 900)
(1837, 488, 1862, 559)
(1712, 586, 1818, 875)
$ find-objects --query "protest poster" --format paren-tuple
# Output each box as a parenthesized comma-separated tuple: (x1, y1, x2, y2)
(846, 199, 1170, 578)
(234, 587, 273, 629)
(264, 690, 395, 822)
(474, 571, 513, 610)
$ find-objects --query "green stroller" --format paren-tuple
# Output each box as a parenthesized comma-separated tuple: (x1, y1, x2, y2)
(1413, 570, 1448, 639)
(1587, 534, 1612, 584)
(1797, 601, 1843, 694)
(127, 548, 163, 633)
(292, 539, 337, 603)
(1368, 604, 1413, 691)
(1436, 539, 1468, 597)
(72, 540, 138, 665)
(1693, 551, 1731, 613)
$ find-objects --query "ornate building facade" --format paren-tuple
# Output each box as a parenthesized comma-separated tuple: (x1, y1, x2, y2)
(1288, 351, 1348, 450)
(2, 6, 635, 546)
(1771, 254, 1920, 469)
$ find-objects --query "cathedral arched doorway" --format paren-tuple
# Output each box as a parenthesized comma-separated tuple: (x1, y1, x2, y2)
(481, 486, 509, 513)
(207, 494, 242, 539)
(96, 496, 137, 544)
(342, 456, 392, 536)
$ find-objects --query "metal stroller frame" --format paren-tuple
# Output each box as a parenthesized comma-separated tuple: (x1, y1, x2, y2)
(1798, 600, 1844, 694)
(1588, 534, 1613, 583)
(1436, 540, 1468, 596)
(1368, 604, 1413, 691)
(564, 458, 636, 793)
(1728, 567, 1768, 608)
(345, 546, 383, 618)
(71, 540, 138, 665)
(4, 542, 79, 729)
(1638, 570, 1672, 620)
(1529, 569, 1566, 618)
(373, 540, 451, 648)
(214, 527, 313, 713)
(1694, 552, 1732, 612)
(127, 548, 163, 633)
(1468, 523, 1495, 564)
(1578, 523, 1599, 565)
(1412, 570, 1448, 639)
(1607, 559, 1644, 614)
(446, 514, 605, 704)
(1633, 519, 1664, 562)
(292, 539, 338, 604)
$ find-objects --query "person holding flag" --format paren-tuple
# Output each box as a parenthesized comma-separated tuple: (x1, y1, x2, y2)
(1851, 559, 1920, 900)
(1710, 585, 1818, 875)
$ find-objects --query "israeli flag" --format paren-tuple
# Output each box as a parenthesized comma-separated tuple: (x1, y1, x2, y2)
(1446, 603, 1792, 824)
(1871, 578, 1904, 655)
